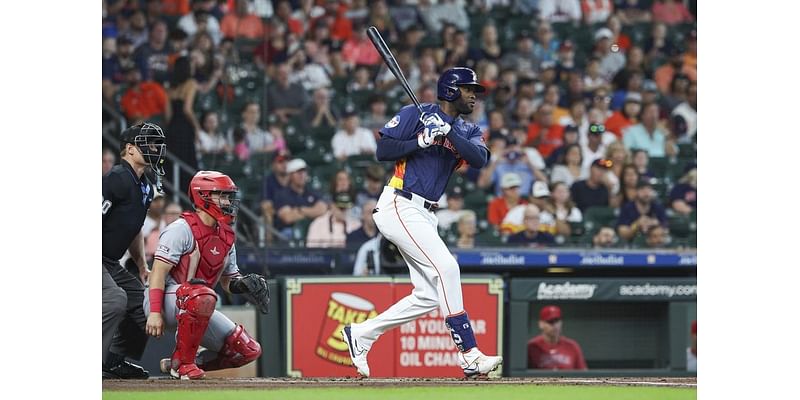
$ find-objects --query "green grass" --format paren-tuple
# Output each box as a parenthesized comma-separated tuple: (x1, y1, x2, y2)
(104, 386, 696, 400)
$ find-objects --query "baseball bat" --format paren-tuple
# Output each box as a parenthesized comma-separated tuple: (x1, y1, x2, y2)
(366, 26, 424, 116)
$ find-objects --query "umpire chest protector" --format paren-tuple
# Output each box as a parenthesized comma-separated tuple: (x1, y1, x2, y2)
(172, 211, 235, 287)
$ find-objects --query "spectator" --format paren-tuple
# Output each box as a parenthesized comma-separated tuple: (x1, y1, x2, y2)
(526, 104, 565, 160)
(612, 163, 641, 208)
(615, 0, 652, 25)
(623, 102, 677, 158)
(669, 165, 697, 215)
(500, 30, 538, 80)
(547, 181, 583, 237)
(455, 211, 478, 249)
(119, 66, 169, 124)
(342, 23, 382, 68)
(643, 22, 673, 63)
(687, 320, 697, 372)
(541, 84, 570, 123)
(356, 164, 387, 210)
(436, 186, 469, 231)
(164, 56, 200, 185)
(260, 151, 291, 243)
(550, 144, 586, 188)
(144, 200, 183, 265)
(591, 86, 613, 121)
(631, 148, 653, 178)
(507, 205, 556, 247)
(593, 27, 626, 82)
(332, 108, 378, 161)
(582, 0, 614, 25)
(605, 92, 642, 140)
(616, 179, 667, 242)
(602, 140, 627, 196)
(235, 102, 275, 154)
(103, 148, 116, 176)
(655, 47, 696, 95)
(220, 0, 264, 40)
(592, 226, 618, 248)
(661, 73, 690, 113)
(488, 173, 528, 232)
(274, 159, 328, 238)
(178, 4, 222, 44)
(120, 9, 150, 49)
(266, 63, 310, 125)
(480, 137, 545, 197)
(583, 58, 608, 93)
(538, 0, 582, 23)
(302, 87, 339, 132)
(571, 158, 613, 212)
(231, 127, 250, 161)
(606, 15, 632, 52)
(503, 181, 552, 235)
(420, 0, 470, 33)
(581, 123, 610, 173)
(196, 111, 230, 156)
(352, 234, 383, 276)
(645, 224, 669, 248)
(306, 192, 362, 248)
(347, 199, 379, 249)
(528, 305, 587, 370)
(133, 20, 172, 85)
(682, 30, 697, 82)
(473, 23, 503, 63)
(546, 125, 580, 168)
(102, 37, 125, 102)
(532, 22, 560, 65)
(362, 95, 390, 136)
(651, 0, 693, 25)
(671, 82, 697, 143)
(288, 42, 332, 92)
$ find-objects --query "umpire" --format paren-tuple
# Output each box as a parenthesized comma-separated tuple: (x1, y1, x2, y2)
(102, 122, 166, 379)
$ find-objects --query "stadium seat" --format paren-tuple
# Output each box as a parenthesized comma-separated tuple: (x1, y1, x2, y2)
(648, 157, 669, 180)
(583, 206, 618, 232)
(668, 215, 692, 239)
(475, 228, 504, 247)
(678, 143, 697, 159)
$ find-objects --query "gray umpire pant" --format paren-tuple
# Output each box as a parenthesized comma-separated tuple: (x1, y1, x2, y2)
(102, 257, 148, 363)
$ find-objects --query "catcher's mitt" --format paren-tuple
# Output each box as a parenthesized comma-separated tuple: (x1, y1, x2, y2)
(230, 274, 270, 314)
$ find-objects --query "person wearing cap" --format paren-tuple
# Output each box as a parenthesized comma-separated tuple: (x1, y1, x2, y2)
(260, 151, 291, 242)
(479, 136, 544, 197)
(571, 158, 613, 212)
(332, 107, 378, 161)
(502, 181, 552, 235)
(623, 102, 677, 158)
(435, 186, 470, 231)
(605, 91, 642, 140)
(580, 123, 611, 173)
(528, 305, 587, 370)
(506, 204, 557, 247)
(274, 158, 328, 238)
(687, 320, 697, 372)
(488, 172, 529, 233)
(306, 191, 362, 248)
(616, 178, 668, 242)
(669, 164, 696, 216)
(641, 79, 660, 105)
(592, 26, 626, 82)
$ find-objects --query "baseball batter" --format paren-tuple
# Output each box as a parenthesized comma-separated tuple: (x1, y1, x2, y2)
(144, 171, 270, 380)
(342, 67, 503, 378)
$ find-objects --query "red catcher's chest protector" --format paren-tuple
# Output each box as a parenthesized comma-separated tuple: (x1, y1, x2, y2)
(170, 211, 235, 287)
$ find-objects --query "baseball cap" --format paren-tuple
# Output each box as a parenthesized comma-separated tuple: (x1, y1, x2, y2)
(286, 158, 308, 173)
(592, 158, 613, 169)
(342, 104, 358, 118)
(539, 305, 562, 322)
(531, 181, 551, 198)
(594, 27, 613, 42)
(625, 92, 643, 104)
(334, 192, 354, 209)
(500, 172, 522, 189)
(540, 60, 556, 71)
(642, 79, 658, 93)
(448, 186, 464, 199)
(564, 124, 579, 134)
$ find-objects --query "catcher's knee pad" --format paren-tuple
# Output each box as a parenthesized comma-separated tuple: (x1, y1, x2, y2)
(172, 283, 218, 366)
(201, 324, 262, 371)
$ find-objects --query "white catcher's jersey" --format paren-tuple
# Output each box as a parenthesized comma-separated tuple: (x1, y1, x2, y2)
(154, 218, 239, 286)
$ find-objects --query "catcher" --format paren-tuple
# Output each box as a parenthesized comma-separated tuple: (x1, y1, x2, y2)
(144, 171, 270, 380)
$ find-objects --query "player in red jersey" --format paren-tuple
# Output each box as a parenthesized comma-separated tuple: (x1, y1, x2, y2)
(527, 305, 588, 370)
(144, 171, 269, 380)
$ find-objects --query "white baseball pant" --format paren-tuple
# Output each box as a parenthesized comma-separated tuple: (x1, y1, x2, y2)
(350, 186, 465, 349)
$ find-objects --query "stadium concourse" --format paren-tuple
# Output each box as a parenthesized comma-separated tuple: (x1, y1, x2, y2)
(102, 0, 697, 251)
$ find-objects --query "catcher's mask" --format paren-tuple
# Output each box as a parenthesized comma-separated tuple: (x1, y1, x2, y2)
(188, 171, 240, 225)
(120, 122, 166, 176)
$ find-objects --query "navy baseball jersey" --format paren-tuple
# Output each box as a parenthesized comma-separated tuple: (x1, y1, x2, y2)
(379, 103, 486, 201)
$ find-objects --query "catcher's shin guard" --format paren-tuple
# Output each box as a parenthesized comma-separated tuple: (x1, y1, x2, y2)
(170, 282, 217, 378)
(199, 324, 261, 371)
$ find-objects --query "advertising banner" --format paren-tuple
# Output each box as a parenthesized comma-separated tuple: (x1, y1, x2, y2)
(511, 278, 697, 301)
(285, 276, 504, 377)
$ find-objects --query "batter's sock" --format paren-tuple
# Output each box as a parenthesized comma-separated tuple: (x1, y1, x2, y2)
(445, 312, 477, 353)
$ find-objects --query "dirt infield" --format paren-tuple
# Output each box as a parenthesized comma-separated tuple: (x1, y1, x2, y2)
(103, 376, 697, 391)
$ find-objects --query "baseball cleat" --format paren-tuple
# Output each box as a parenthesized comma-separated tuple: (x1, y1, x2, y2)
(170, 363, 206, 380)
(461, 349, 503, 378)
(159, 358, 171, 374)
(102, 360, 150, 379)
(342, 325, 370, 377)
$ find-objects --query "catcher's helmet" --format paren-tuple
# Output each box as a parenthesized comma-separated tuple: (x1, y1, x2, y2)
(437, 67, 486, 102)
(189, 171, 240, 225)
(120, 122, 166, 176)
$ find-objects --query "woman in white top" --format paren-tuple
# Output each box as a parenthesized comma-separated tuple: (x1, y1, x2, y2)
(196, 111, 230, 155)
(549, 144, 587, 188)
(543, 181, 583, 237)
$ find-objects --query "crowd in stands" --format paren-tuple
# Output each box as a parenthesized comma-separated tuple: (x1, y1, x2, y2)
(103, 0, 697, 253)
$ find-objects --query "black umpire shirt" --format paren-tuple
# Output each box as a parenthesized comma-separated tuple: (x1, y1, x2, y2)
(102, 159, 155, 260)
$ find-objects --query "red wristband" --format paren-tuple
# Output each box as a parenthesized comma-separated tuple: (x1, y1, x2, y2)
(149, 288, 164, 314)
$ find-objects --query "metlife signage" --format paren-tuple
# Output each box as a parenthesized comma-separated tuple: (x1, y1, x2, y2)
(511, 278, 697, 302)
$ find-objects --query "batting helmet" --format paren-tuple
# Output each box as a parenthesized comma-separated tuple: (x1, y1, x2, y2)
(189, 171, 240, 225)
(437, 67, 486, 102)
(120, 122, 166, 176)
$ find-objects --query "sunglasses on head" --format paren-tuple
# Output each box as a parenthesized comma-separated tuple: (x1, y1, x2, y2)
(590, 124, 606, 134)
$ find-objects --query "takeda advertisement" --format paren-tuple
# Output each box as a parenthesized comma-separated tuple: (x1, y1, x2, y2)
(285, 276, 504, 378)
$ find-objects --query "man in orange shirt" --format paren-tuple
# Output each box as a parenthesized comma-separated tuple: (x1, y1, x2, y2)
(604, 92, 641, 139)
(528, 305, 588, 370)
(119, 67, 169, 124)
(655, 47, 696, 94)
(487, 173, 528, 232)
(526, 104, 565, 159)
(220, 0, 264, 40)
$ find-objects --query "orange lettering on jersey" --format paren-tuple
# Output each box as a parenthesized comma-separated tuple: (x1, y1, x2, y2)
(388, 159, 406, 189)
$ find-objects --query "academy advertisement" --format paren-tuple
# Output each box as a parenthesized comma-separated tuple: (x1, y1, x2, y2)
(285, 277, 504, 377)
(511, 278, 697, 301)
